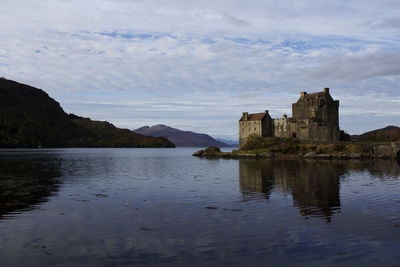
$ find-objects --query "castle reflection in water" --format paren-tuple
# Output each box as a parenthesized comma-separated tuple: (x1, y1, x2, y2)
(239, 159, 400, 223)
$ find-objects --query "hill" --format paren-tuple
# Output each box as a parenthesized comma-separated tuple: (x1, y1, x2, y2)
(134, 124, 229, 147)
(0, 78, 174, 148)
(352, 125, 400, 142)
(216, 138, 239, 146)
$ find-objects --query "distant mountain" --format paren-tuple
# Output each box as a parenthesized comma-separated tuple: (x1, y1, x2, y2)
(134, 124, 229, 147)
(0, 78, 174, 148)
(352, 125, 400, 142)
(216, 138, 239, 147)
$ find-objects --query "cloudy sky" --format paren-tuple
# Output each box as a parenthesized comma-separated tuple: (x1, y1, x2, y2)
(1, 0, 399, 139)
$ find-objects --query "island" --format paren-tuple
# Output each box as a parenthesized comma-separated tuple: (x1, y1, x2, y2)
(193, 138, 400, 159)
(194, 88, 400, 160)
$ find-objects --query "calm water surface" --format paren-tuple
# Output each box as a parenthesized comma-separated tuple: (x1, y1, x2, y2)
(0, 148, 399, 266)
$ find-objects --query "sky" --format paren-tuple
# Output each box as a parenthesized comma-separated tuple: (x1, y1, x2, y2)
(1, 0, 400, 139)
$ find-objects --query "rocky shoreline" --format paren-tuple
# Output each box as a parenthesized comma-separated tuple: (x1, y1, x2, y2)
(193, 143, 400, 160)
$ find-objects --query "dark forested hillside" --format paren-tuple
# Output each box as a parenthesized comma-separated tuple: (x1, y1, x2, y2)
(352, 125, 400, 142)
(69, 115, 174, 148)
(0, 78, 175, 148)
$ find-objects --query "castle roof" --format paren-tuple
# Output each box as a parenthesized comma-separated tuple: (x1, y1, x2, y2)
(296, 89, 333, 104)
(239, 112, 267, 121)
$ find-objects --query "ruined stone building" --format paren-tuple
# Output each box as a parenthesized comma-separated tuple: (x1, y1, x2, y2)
(239, 88, 340, 148)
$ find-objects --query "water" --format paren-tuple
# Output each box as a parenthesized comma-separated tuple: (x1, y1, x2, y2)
(0, 148, 399, 266)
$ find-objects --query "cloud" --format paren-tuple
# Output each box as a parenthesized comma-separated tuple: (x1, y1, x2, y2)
(223, 13, 251, 27)
(284, 52, 400, 84)
(362, 16, 400, 31)
(0, 0, 399, 138)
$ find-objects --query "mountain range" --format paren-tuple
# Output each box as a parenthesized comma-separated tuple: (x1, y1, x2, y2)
(0, 78, 174, 148)
(216, 138, 239, 146)
(134, 124, 230, 147)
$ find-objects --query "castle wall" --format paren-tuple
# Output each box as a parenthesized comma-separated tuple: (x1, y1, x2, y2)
(262, 116, 273, 137)
(239, 112, 273, 148)
(292, 103, 311, 121)
(239, 120, 263, 148)
(273, 118, 297, 138)
(292, 95, 339, 126)
(298, 121, 340, 142)
(242, 116, 340, 145)
(325, 100, 339, 129)
(291, 92, 339, 142)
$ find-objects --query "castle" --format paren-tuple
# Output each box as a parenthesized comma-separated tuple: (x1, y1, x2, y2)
(239, 88, 340, 148)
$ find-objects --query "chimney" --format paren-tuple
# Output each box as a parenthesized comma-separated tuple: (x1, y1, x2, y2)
(300, 91, 307, 97)
(324, 88, 329, 94)
(243, 112, 248, 120)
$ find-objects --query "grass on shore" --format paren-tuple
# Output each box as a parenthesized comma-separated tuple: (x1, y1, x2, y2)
(237, 135, 371, 155)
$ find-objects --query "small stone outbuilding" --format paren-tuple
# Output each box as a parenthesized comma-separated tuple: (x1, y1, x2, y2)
(239, 88, 340, 148)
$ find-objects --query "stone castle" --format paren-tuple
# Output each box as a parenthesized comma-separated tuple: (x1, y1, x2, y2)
(239, 88, 340, 148)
